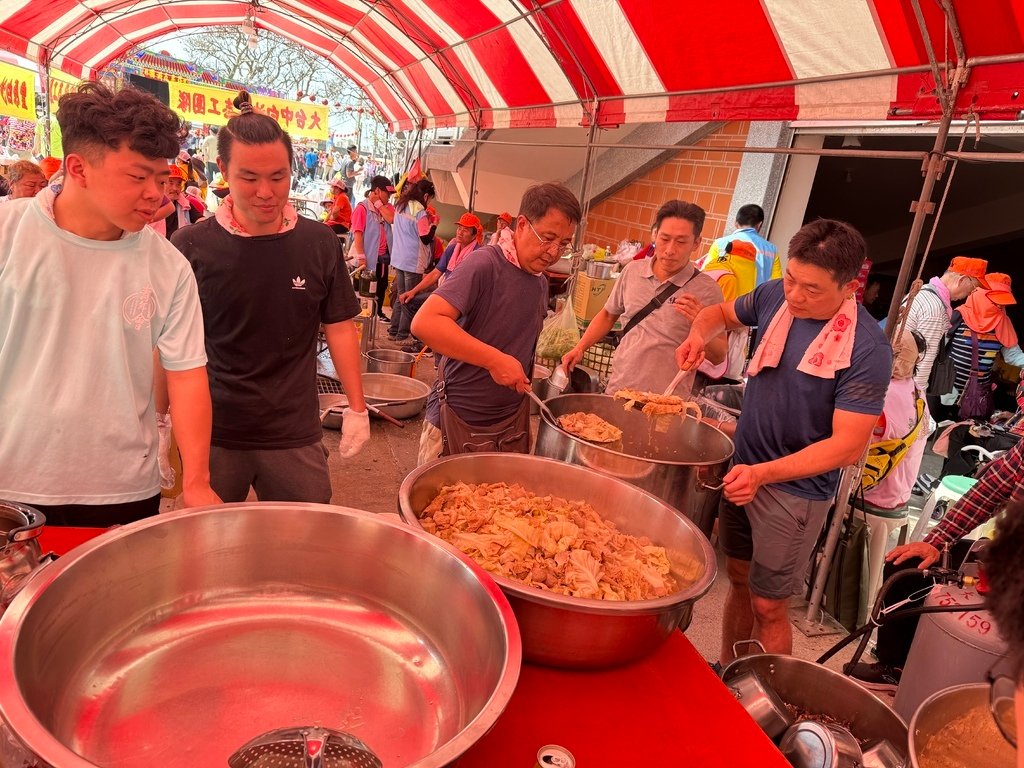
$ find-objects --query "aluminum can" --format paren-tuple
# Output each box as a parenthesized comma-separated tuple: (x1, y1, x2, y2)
(535, 744, 575, 767)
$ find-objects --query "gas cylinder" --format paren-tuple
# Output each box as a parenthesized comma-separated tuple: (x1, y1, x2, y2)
(893, 581, 1011, 721)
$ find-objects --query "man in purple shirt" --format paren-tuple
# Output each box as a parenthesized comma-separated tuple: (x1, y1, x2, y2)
(412, 183, 581, 465)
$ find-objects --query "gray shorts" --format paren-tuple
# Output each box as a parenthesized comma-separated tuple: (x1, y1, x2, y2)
(719, 484, 832, 600)
(210, 443, 332, 504)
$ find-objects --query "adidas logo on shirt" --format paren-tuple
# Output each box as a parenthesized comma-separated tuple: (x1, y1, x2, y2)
(292, 276, 306, 290)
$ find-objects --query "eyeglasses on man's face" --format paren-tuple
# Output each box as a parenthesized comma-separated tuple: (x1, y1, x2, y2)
(524, 217, 573, 257)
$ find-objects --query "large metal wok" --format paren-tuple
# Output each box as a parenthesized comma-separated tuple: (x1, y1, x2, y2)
(398, 453, 717, 669)
(0, 504, 521, 768)
(722, 653, 909, 760)
(535, 393, 733, 536)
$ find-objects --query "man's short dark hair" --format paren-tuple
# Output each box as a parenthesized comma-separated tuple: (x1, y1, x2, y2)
(56, 82, 186, 161)
(987, 502, 1024, 679)
(788, 219, 866, 286)
(519, 182, 582, 226)
(653, 199, 705, 238)
(736, 203, 765, 228)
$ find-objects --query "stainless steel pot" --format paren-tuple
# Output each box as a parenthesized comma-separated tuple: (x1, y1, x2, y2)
(0, 504, 521, 768)
(779, 721, 864, 768)
(364, 348, 415, 376)
(908, 682, 1015, 768)
(722, 654, 908, 760)
(585, 259, 615, 278)
(725, 667, 793, 740)
(535, 393, 733, 536)
(398, 453, 717, 669)
(0, 501, 45, 610)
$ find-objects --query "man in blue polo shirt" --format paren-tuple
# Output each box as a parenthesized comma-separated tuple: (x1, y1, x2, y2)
(678, 219, 892, 665)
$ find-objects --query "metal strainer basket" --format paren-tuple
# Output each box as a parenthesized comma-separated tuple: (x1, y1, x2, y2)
(228, 726, 382, 768)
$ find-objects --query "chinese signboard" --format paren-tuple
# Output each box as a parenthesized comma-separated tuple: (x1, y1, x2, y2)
(48, 70, 81, 112)
(167, 82, 328, 141)
(0, 62, 36, 120)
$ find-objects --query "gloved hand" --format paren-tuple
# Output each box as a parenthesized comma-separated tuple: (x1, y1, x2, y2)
(156, 412, 176, 489)
(338, 408, 371, 458)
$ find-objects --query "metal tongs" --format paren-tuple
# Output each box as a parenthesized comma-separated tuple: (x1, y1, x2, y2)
(663, 369, 695, 399)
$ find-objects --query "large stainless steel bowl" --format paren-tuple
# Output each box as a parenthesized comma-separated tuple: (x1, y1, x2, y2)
(360, 372, 431, 418)
(722, 654, 908, 759)
(535, 393, 733, 535)
(398, 453, 717, 669)
(0, 504, 521, 768)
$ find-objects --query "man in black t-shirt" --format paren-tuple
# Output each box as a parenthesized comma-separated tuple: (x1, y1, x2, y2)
(171, 105, 369, 504)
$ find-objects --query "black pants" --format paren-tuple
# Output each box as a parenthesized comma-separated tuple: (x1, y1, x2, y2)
(873, 539, 973, 668)
(26, 494, 161, 528)
(376, 259, 390, 309)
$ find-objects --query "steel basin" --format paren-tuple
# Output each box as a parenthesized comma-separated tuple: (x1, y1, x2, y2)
(323, 373, 432, 427)
(398, 453, 717, 669)
(0, 503, 521, 768)
(722, 654, 908, 759)
(365, 348, 415, 376)
(908, 683, 1016, 768)
(535, 393, 733, 536)
(360, 372, 431, 418)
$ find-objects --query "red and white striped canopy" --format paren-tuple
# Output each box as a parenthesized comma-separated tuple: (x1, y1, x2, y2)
(0, 0, 1021, 131)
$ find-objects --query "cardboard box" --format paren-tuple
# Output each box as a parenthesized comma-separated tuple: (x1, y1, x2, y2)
(572, 273, 616, 322)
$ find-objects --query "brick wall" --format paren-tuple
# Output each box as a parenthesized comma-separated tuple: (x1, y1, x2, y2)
(583, 121, 750, 251)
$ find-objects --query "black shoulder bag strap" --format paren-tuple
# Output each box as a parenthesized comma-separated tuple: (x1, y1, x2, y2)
(613, 269, 701, 346)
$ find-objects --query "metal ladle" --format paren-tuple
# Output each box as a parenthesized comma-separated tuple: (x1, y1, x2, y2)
(229, 726, 382, 768)
(526, 389, 557, 424)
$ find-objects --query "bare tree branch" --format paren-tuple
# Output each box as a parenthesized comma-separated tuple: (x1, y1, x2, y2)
(178, 27, 377, 123)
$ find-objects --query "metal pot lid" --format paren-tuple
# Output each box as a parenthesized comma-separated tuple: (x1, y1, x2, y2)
(779, 721, 839, 768)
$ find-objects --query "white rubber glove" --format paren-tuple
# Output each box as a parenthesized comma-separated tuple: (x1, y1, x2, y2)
(156, 412, 176, 489)
(338, 408, 370, 458)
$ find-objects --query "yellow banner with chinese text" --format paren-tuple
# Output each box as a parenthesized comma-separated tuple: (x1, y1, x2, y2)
(0, 62, 36, 120)
(167, 82, 328, 141)
(48, 69, 82, 113)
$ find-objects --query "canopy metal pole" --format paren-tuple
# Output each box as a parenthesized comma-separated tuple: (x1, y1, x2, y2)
(455, 138, 932, 160)
(467, 111, 483, 211)
(41, 50, 52, 157)
(575, 104, 600, 244)
(450, 139, 1024, 163)
(798, 0, 967, 637)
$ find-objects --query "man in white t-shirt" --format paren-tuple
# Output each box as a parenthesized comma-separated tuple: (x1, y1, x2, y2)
(0, 82, 220, 526)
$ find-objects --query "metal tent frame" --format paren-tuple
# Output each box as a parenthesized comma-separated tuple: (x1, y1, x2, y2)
(450, 0, 1022, 635)
(11, 0, 1024, 636)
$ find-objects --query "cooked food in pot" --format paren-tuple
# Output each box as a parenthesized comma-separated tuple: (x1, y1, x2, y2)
(614, 389, 701, 417)
(421, 482, 698, 600)
(556, 412, 623, 443)
(917, 703, 1016, 768)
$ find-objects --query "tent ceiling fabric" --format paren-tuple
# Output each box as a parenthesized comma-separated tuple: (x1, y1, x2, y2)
(0, 0, 1021, 131)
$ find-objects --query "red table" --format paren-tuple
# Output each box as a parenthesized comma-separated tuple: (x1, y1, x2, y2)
(38, 526, 107, 556)
(459, 632, 788, 767)
(38, 529, 787, 767)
